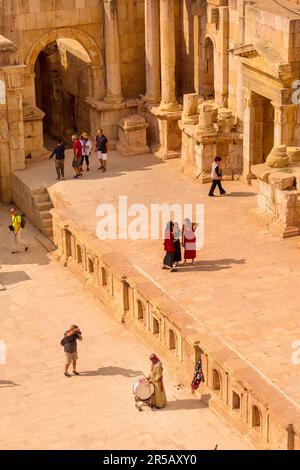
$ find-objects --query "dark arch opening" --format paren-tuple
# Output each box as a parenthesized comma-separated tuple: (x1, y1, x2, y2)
(252, 405, 261, 428)
(203, 37, 215, 99)
(34, 38, 92, 145)
(137, 300, 144, 320)
(101, 267, 108, 287)
(212, 369, 221, 392)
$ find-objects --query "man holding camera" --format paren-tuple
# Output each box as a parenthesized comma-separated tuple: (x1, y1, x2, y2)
(62, 325, 82, 378)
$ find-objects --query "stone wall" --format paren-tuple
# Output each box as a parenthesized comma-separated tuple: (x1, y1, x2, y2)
(9, 0, 146, 105)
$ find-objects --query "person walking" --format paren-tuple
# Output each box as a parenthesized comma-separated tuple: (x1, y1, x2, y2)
(182, 218, 198, 265)
(162, 221, 177, 272)
(49, 138, 65, 181)
(208, 156, 226, 197)
(173, 222, 182, 267)
(72, 134, 83, 179)
(95, 129, 109, 172)
(61, 325, 82, 377)
(147, 354, 167, 409)
(9, 208, 28, 254)
(80, 132, 92, 172)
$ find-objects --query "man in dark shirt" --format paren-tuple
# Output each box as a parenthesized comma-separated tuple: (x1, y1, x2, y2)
(95, 129, 109, 173)
(49, 138, 66, 181)
(63, 325, 82, 377)
(208, 156, 226, 197)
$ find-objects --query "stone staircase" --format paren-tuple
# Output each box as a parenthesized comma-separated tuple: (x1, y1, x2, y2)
(32, 188, 54, 239)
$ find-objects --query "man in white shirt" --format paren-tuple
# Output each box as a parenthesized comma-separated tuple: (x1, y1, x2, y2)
(80, 132, 92, 172)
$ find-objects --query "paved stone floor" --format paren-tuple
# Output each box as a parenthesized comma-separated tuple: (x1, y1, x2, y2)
(0, 208, 250, 450)
(17, 148, 300, 412)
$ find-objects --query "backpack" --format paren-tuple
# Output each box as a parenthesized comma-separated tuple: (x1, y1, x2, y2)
(20, 215, 26, 229)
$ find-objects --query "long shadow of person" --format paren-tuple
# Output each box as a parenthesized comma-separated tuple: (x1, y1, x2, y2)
(79, 366, 143, 378)
(0, 380, 20, 388)
(156, 394, 211, 412)
(178, 258, 246, 273)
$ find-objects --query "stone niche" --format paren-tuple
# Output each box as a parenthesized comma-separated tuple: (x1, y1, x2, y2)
(116, 114, 150, 157)
(23, 103, 45, 159)
(251, 146, 300, 238)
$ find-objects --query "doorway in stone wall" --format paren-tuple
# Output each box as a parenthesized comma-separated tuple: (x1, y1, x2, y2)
(202, 37, 215, 99)
(252, 92, 274, 164)
(34, 38, 92, 147)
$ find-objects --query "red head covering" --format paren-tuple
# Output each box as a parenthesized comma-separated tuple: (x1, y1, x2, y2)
(150, 354, 160, 365)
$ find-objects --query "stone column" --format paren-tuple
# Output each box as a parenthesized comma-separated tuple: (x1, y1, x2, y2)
(272, 103, 297, 147)
(242, 88, 255, 181)
(159, 0, 179, 111)
(145, 0, 161, 104)
(236, 59, 244, 131)
(103, 0, 123, 104)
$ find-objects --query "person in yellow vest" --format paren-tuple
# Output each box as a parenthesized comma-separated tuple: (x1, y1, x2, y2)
(10, 208, 28, 254)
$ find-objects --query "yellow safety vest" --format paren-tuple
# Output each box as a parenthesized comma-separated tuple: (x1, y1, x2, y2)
(12, 214, 21, 232)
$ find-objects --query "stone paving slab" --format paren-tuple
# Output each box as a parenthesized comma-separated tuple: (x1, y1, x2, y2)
(0, 208, 249, 450)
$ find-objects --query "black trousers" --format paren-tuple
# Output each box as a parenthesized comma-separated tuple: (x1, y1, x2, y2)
(209, 179, 226, 196)
(80, 155, 90, 168)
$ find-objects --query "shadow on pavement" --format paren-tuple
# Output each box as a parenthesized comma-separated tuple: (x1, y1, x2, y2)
(176, 258, 246, 273)
(224, 192, 256, 197)
(159, 394, 211, 411)
(80, 366, 143, 378)
(0, 380, 20, 388)
(0, 271, 31, 286)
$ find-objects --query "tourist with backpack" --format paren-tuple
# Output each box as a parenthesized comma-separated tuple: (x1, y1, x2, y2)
(9, 208, 28, 254)
(61, 325, 82, 377)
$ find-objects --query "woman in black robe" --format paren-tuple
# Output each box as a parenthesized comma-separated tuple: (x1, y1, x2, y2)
(173, 222, 182, 267)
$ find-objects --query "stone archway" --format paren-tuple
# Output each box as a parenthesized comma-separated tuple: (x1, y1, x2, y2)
(23, 28, 104, 148)
(25, 28, 104, 102)
(25, 27, 103, 71)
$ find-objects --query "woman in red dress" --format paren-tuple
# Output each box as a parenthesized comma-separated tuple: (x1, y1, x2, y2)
(182, 218, 198, 265)
(162, 221, 177, 272)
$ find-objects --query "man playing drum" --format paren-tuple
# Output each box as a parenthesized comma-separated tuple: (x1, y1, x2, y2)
(147, 354, 167, 409)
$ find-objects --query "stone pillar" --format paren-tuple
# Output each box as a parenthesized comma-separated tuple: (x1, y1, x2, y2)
(103, 0, 123, 104)
(145, 0, 161, 104)
(242, 88, 255, 181)
(236, 60, 244, 131)
(272, 103, 297, 147)
(91, 66, 105, 101)
(182, 93, 199, 124)
(159, 0, 179, 111)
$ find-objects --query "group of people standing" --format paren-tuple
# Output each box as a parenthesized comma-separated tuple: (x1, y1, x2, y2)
(49, 129, 109, 181)
(163, 219, 198, 272)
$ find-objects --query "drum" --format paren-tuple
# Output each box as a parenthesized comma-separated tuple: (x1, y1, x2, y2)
(133, 378, 155, 401)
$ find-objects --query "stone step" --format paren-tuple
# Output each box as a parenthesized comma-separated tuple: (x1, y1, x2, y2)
(32, 188, 48, 196)
(36, 202, 53, 212)
(40, 211, 52, 221)
(33, 193, 50, 203)
(44, 228, 54, 238)
(42, 219, 53, 229)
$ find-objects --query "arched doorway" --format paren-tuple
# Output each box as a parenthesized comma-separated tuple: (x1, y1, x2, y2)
(25, 29, 104, 148)
(203, 37, 215, 99)
(34, 39, 92, 143)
